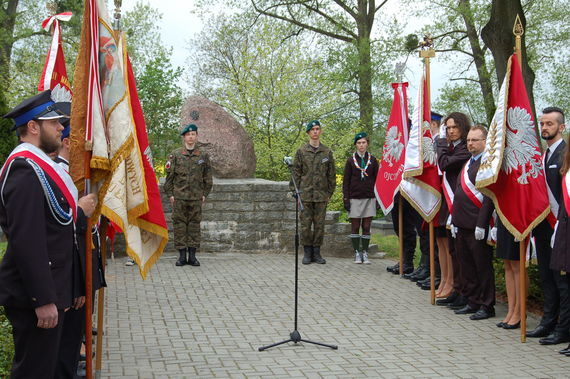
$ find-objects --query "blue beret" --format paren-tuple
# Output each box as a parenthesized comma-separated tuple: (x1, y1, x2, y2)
(305, 120, 320, 132)
(181, 124, 198, 135)
(3, 90, 69, 131)
(354, 132, 368, 144)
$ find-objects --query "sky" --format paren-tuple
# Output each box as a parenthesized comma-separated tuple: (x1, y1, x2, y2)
(119, 0, 451, 108)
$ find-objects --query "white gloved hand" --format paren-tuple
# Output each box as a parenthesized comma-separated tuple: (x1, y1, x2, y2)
(551, 221, 559, 248)
(450, 224, 457, 238)
(474, 226, 485, 240)
(490, 227, 497, 241)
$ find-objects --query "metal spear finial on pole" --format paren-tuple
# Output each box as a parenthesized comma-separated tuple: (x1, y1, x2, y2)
(114, 0, 123, 31)
(513, 14, 524, 69)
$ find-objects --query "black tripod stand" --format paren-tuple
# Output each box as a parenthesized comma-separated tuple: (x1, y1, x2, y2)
(258, 159, 338, 351)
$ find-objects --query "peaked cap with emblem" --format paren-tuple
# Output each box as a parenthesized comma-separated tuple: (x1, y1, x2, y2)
(3, 90, 70, 131)
(306, 120, 320, 132)
(180, 123, 198, 135)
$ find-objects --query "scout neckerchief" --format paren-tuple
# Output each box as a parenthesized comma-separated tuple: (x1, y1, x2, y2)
(353, 151, 371, 180)
(0, 142, 78, 224)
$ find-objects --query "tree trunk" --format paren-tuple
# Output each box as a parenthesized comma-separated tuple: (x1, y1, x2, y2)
(459, 0, 495, 124)
(481, 0, 536, 117)
(0, 0, 19, 87)
(356, 35, 373, 136)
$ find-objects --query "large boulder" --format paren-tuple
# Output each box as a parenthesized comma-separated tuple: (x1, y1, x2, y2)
(180, 96, 256, 178)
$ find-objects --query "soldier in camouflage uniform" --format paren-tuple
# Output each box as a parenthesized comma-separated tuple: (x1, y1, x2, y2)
(164, 124, 213, 267)
(292, 120, 336, 264)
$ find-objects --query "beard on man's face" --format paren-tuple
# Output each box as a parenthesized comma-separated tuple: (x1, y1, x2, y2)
(38, 126, 61, 154)
(541, 131, 556, 141)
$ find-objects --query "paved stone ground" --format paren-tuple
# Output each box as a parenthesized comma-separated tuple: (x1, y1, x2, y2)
(100, 252, 569, 378)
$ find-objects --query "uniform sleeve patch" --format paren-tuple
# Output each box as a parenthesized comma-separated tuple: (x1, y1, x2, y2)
(321, 157, 329, 163)
(165, 161, 171, 170)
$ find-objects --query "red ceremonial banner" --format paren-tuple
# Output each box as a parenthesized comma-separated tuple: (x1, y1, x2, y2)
(376, 82, 409, 215)
(475, 54, 549, 240)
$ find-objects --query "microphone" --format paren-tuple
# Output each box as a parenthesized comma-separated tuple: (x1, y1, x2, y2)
(283, 156, 293, 166)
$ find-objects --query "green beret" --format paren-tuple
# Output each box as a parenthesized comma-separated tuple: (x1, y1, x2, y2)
(305, 119, 320, 132)
(354, 132, 368, 144)
(180, 124, 198, 135)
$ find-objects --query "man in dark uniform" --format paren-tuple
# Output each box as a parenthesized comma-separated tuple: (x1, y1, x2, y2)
(528, 107, 570, 345)
(292, 120, 336, 265)
(164, 123, 213, 267)
(450, 125, 496, 319)
(0, 90, 96, 378)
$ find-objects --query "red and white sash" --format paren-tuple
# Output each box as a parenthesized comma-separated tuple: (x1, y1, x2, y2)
(460, 160, 483, 208)
(1, 143, 78, 221)
(563, 171, 570, 220)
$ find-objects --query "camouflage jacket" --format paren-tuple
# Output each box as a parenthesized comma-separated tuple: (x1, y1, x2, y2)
(292, 143, 336, 202)
(164, 145, 213, 200)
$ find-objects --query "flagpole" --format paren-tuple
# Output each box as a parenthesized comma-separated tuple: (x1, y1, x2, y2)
(84, 147, 94, 379)
(419, 36, 436, 305)
(513, 14, 528, 343)
(95, 218, 107, 378)
(398, 199, 404, 275)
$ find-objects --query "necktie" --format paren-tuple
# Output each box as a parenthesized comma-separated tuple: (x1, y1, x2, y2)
(449, 143, 454, 153)
(545, 148, 550, 164)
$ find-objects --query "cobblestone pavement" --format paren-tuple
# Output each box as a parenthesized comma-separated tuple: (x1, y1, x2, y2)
(100, 252, 568, 378)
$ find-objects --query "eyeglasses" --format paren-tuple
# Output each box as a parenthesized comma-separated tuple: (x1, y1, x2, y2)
(466, 138, 485, 142)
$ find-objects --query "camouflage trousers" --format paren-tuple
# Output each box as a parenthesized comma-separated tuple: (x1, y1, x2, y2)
(300, 201, 328, 247)
(172, 199, 202, 249)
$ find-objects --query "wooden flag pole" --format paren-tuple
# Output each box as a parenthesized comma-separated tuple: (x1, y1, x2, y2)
(420, 36, 436, 304)
(95, 218, 108, 378)
(84, 147, 94, 379)
(399, 199, 404, 275)
(520, 236, 528, 343)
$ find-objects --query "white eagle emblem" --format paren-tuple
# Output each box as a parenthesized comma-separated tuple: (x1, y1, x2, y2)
(383, 126, 404, 167)
(502, 106, 542, 184)
(50, 83, 72, 103)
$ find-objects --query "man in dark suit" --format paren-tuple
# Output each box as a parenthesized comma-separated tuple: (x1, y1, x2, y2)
(0, 90, 96, 378)
(527, 107, 570, 345)
(449, 125, 496, 319)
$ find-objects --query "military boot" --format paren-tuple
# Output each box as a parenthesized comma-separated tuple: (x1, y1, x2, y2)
(187, 247, 200, 267)
(175, 248, 187, 266)
(302, 246, 312, 265)
(312, 246, 326, 264)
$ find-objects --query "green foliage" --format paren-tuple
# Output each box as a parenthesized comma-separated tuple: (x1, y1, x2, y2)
(0, 243, 13, 377)
(123, 2, 184, 167)
(0, 92, 17, 165)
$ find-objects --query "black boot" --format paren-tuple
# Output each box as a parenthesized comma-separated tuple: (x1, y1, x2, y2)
(176, 248, 187, 266)
(312, 246, 326, 264)
(187, 247, 200, 266)
(303, 246, 312, 265)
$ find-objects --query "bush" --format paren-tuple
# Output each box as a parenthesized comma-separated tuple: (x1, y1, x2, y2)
(0, 243, 14, 377)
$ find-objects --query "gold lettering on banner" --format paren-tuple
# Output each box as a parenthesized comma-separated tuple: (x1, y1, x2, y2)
(384, 165, 404, 181)
(125, 158, 142, 195)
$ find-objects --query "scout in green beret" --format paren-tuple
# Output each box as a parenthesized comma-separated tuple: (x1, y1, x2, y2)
(164, 123, 212, 267)
(292, 119, 335, 265)
(343, 131, 378, 264)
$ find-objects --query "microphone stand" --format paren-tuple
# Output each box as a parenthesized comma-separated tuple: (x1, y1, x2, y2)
(258, 161, 338, 351)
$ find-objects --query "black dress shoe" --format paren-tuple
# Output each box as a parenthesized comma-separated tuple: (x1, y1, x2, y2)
(421, 278, 440, 290)
(496, 321, 507, 328)
(447, 296, 467, 309)
(526, 325, 552, 338)
(539, 332, 570, 345)
(398, 265, 414, 275)
(470, 308, 495, 320)
(454, 305, 478, 315)
(503, 321, 521, 329)
(436, 292, 458, 306)
(411, 268, 429, 282)
(558, 344, 570, 355)
(387, 263, 399, 273)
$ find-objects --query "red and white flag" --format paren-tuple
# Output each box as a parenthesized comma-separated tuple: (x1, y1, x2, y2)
(475, 54, 549, 240)
(38, 12, 73, 102)
(376, 82, 409, 215)
(400, 74, 442, 221)
(70, 0, 167, 278)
